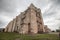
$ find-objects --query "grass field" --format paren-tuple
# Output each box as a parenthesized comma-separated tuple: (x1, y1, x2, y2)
(0, 32, 59, 40)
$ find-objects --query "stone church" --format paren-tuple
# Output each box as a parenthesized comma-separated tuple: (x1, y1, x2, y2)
(4, 4, 45, 34)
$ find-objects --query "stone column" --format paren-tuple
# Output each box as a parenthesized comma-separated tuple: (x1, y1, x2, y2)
(30, 8, 38, 34)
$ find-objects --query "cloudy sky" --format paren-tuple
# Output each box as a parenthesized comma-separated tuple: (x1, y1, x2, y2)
(0, 0, 60, 30)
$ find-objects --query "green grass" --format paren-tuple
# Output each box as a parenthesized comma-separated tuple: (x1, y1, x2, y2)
(0, 32, 59, 40)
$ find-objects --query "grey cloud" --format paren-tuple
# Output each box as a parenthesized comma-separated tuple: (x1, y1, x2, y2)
(43, 6, 56, 18)
(32, 0, 48, 10)
(51, 0, 60, 5)
(0, 21, 3, 25)
(0, 0, 19, 13)
(0, 15, 12, 28)
(0, 0, 60, 30)
(51, 0, 60, 20)
(0, 0, 20, 28)
(43, 0, 60, 18)
(0, 0, 32, 28)
(0, 20, 6, 28)
(43, 0, 60, 30)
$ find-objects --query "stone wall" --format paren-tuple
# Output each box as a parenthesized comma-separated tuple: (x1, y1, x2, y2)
(4, 4, 45, 34)
(44, 25, 51, 33)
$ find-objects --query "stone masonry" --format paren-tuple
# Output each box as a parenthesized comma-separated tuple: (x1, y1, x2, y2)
(5, 4, 45, 34)
(44, 25, 51, 33)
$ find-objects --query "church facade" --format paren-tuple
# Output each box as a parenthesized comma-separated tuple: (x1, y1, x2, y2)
(5, 4, 45, 34)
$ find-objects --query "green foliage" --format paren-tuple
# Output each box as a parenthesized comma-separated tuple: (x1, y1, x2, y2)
(56, 29, 60, 32)
(0, 32, 59, 40)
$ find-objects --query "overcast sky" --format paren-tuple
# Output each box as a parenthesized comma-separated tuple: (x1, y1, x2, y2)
(0, 0, 60, 30)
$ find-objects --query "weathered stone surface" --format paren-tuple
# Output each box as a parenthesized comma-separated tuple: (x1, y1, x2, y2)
(5, 4, 45, 34)
(44, 25, 51, 33)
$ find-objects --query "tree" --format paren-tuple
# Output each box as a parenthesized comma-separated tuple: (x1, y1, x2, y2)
(52, 30, 55, 32)
(56, 29, 60, 32)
